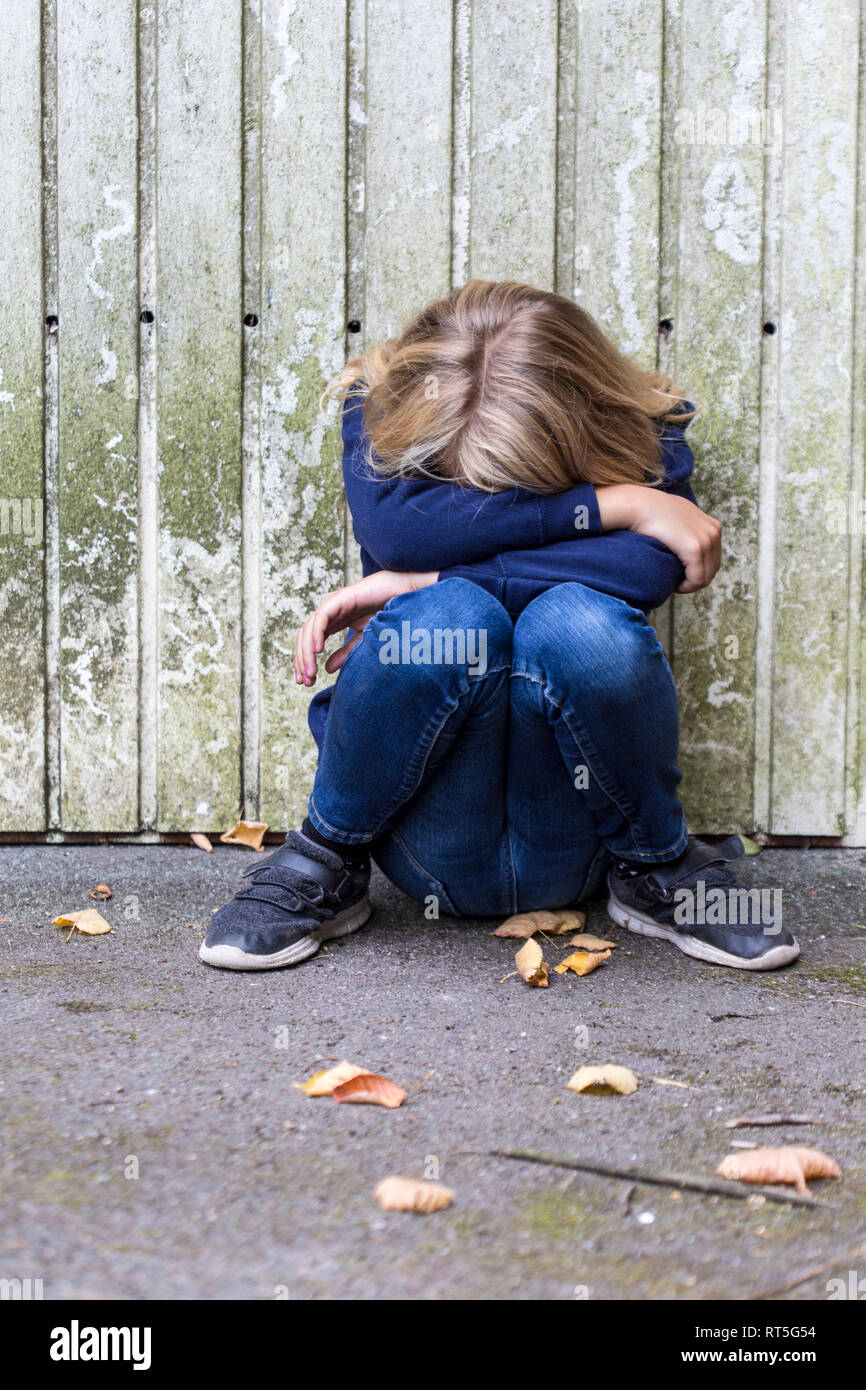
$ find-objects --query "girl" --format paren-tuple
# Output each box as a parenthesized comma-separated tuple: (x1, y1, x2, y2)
(200, 281, 798, 973)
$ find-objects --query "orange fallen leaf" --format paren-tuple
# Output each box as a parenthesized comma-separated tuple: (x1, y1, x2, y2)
(89, 883, 112, 901)
(716, 1146, 841, 1196)
(295, 1061, 371, 1096)
(555, 948, 610, 976)
(53, 909, 112, 938)
(567, 1064, 638, 1096)
(190, 833, 213, 853)
(374, 1176, 454, 1213)
(220, 820, 268, 851)
(493, 908, 586, 939)
(332, 1073, 406, 1108)
(515, 937, 549, 987)
(567, 933, 617, 951)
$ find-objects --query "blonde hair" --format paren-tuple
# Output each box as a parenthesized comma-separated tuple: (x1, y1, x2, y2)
(325, 280, 695, 494)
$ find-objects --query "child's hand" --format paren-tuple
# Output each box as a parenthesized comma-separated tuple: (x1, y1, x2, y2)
(596, 484, 722, 593)
(294, 569, 439, 687)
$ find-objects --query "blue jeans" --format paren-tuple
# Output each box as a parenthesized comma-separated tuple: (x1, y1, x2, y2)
(308, 578, 688, 916)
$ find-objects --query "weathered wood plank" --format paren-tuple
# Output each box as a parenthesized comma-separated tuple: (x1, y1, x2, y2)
(570, 0, 664, 365)
(661, 0, 768, 835)
(767, 0, 859, 834)
(0, 0, 45, 829)
(468, 1, 558, 286)
(363, 0, 453, 338)
(156, 0, 243, 831)
(256, 0, 348, 828)
(56, 0, 139, 829)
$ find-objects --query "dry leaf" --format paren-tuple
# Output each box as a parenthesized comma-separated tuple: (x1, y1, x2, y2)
(716, 1145, 841, 1196)
(567, 932, 617, 951)
(515, 938, 549, 987)
(89, 883, 112, 901)
(567, 1064, 638, 1096)
(332, 1073, 406, 1108)
(738, 834, 762, 856)
(295, 1061, 370, 1096)
(220, 820, 268, 851)
(374, 1176, 454, 1213)
(555, 948, 610, 976)
(190, 833, 213, 853)
(493, 907, 586, 939)
(53, 909, 112, 937)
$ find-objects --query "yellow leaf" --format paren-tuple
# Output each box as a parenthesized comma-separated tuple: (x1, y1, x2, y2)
(220, 820, 268, 851)
(53, 909, 112, 937)
(374, 1176, 454, 1213)
(555, 948, 610, 976)
(515, 938, 549, 987)
(493, 907, 586, 939)
(738, 834, 762, 856)
(567, 1064, 638, 1096)
(333, 1073, 406, 1108)
(295, 1061, 370, 1096)
(716, 1146, 841, 1196)
(567, 932, 617, 951)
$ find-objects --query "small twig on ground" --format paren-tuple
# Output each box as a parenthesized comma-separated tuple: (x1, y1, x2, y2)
(620, 1182, 636, 1216)
(826, 997, 866, 1008)
(749, 1239, 866, 1300)
(489, 1147, 826, 1208)
(724, 1114, 820, 1129)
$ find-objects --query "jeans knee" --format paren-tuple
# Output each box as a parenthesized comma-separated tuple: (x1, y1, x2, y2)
(361, 577, 512, 680)
(513, 582, 658, 704)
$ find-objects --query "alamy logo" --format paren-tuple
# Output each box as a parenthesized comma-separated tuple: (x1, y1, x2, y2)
(49, 1320, 152, 1371)
(0, 1276, 43, 1300)
(0, 497, 43, 547)
(673, 881, 782, 934)
(378, 620, 488, 675)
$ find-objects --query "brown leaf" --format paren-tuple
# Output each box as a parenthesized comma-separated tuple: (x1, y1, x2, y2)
(493, 907, 586, 939)
(716, 1146, 841, 1196)
(566, 932, 617, 951)
(53, 909, 112, 937)
(190, 833, 213, 853)
(332, 1073, 406, 1108)
(89, 883, 112, 901)
(554, 948, 610, 976)
(220, 820, 268, 851)
(295, 1061, 370, 1096)
(515, 938, 549, 987)
(374, 1176, 454, 1213)
(567, 1064, 638, 1096)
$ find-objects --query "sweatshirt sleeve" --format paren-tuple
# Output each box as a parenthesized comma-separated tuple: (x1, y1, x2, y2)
(340, 390, 603, 572)
(439, 531, 687, 617)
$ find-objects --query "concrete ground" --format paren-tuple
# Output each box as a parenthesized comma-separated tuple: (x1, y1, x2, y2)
(1, 843, 864, 1301)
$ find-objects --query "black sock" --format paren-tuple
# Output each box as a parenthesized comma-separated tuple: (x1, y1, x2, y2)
(301, 817, 370, 865)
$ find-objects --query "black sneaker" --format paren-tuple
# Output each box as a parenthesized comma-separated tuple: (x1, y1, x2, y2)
(606, 836, 800, 971)
(199, 831, 372, 970)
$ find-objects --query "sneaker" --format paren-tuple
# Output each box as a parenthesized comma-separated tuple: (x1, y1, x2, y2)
(199, 831, 372, 970)
(606, 836, 799, 971)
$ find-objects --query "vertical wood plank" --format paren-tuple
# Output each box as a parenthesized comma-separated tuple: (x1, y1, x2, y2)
(570, 0, 664, 365)
(255, 0, 348, 827)
(155, 0, 243, 831)
(362, 0, 453, 340)
(56, 0, 139, 829)
(766, 0, 859, 834)
(0, 0, 45, 829)
(468, 1, 558, 286)
(661, 0, 768, 835)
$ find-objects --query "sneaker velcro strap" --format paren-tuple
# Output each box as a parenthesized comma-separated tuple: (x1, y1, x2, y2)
(646, 839, 738, 895)
(242, 845, 344, 891)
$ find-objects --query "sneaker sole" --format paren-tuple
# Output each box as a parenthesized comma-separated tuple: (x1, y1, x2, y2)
(606, 891, 800, 971)
(198, 897, 373, 971)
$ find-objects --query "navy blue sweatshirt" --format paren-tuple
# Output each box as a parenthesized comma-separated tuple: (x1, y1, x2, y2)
(309, 391, 698, 746)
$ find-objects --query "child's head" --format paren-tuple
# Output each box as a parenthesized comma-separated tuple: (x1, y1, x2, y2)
(328, 280, 693, 494)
